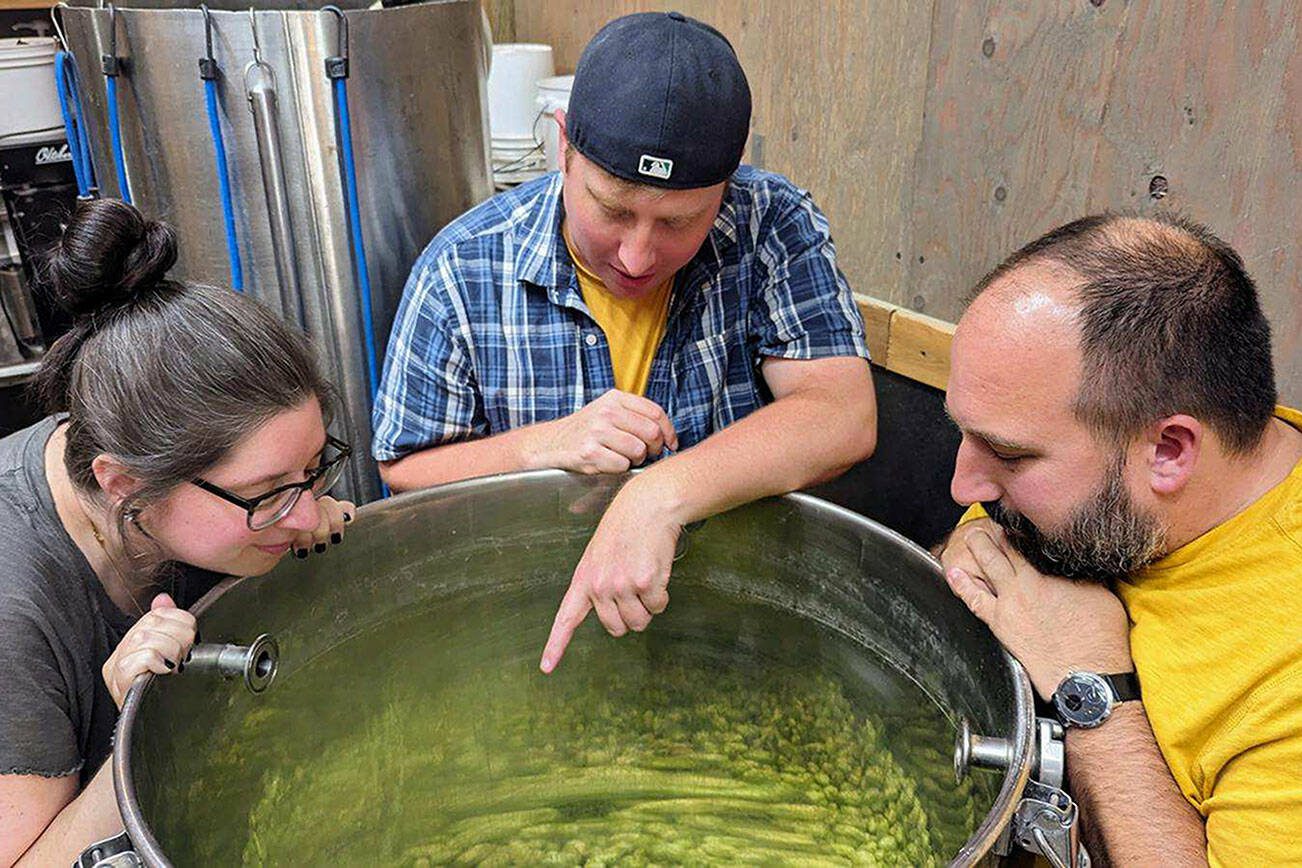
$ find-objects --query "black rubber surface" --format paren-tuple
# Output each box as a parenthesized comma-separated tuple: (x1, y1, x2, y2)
(810, 366, 963, 550)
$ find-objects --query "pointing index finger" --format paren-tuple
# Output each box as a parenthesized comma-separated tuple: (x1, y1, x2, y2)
(540, 584, 592, 674)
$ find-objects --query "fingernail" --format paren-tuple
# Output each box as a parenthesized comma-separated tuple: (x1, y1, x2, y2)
(314, 542, 327, 554)
(177, 660, 185, 673)
(164, 659, 175, 670)
(184, 649, 193, 663)
(343, 512, 353, 523)
(295, 548, 308, 559)
(330, 532, 342, 545)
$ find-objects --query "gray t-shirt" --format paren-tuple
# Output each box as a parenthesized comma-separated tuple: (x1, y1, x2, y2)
(0, 416, 221, 783)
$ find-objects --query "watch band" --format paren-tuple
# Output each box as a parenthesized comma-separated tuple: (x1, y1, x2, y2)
(1102, 671, 1141, 703)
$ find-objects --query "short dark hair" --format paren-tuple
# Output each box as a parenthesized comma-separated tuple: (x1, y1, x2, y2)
(972, 213, 1277, 454)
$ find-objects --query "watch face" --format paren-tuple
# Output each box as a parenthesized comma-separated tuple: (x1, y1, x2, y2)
(1054, 672, 1113, 728)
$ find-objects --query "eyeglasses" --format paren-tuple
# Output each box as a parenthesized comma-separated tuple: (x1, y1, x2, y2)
(192, 436, 352, 530)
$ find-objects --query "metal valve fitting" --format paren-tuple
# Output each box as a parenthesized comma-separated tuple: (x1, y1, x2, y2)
(182, 633, 279, 694)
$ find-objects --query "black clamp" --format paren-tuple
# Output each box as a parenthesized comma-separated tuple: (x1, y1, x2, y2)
(100, 3, 120, 76)
(320, 5, 349, 79)
(198, 4, 219, 80)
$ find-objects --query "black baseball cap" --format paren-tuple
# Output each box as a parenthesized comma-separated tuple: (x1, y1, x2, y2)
(565, 12, 752, 190)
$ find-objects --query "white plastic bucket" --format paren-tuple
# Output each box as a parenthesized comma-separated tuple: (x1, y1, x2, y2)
(491, 145, 542, 159)
(534, 74, 574, 172)
(487, 44, 554, 138)
(491, 133, 540, 149)
(0, 38, 63, 143)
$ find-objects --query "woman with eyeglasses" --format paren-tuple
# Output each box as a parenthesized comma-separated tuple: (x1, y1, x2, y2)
(0, 199, 355, 866)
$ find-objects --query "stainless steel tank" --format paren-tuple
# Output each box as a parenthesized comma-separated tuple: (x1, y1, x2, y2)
(57, 0, 494, 503)
(111, 472, 1067, 866)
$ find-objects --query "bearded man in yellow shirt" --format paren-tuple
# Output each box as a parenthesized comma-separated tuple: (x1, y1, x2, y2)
(938, 213, 1301, 866)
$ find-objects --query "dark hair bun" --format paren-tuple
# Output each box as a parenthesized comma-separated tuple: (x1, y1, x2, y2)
(47, 198, 178, 317)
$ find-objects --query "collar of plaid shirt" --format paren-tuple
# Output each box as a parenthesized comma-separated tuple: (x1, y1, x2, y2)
(512, 172, 743, 320)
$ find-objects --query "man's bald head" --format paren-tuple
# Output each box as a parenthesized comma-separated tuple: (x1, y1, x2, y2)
(965, 213, 1277, 454)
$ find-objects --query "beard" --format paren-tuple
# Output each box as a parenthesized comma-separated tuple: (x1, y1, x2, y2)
(983, 454, 1166, 583)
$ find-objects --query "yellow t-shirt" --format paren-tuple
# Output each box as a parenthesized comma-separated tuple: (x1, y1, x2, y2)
(957, 406, 1302, 865)
(563, 227, 672, 396)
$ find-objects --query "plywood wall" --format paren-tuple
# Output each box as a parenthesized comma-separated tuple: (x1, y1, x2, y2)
(491, 1, 1301, 404)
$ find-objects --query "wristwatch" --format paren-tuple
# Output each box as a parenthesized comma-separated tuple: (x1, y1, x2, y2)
(1051, 670, 1141, 729)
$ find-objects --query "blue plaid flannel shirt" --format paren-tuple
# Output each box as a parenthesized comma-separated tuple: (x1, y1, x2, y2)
(372, 166, 870, 461)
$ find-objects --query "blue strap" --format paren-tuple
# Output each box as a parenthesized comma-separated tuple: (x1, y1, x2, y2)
(333, 76, 380, 402)
(333, 75, 390, 499)
(204, 78, 243, 290)
(54, 52, 95, 197)
(105, 75, 132, 204)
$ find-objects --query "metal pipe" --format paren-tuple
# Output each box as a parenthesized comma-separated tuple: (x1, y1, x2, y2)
(0, 265, 43, 356)
(181, 633, 279, 694)
(955, 715, 1066, 789)
(956, 716, 1010, 781)
(100, 3, 133, 203)
(244, 12, 302, 325)
(971, 731, 1015, 772)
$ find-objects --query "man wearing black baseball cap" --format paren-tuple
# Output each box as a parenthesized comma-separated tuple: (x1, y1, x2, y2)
(374, 12, 877, 671)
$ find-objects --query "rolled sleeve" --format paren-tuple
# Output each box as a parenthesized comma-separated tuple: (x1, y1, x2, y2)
(372, 251, 487, 462)
(751, 190, 870, 363)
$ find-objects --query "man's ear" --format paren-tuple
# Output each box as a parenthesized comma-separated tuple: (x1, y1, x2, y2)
(555, 108, 571, 175)
(90, 454, 143, 508)
(1145, 415, 1202, 496)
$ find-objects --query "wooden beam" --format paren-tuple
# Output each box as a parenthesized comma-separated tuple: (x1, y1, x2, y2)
(856, 295, 898, 363)
(855, 293, 955, 391)
(885, 307, 954, 391)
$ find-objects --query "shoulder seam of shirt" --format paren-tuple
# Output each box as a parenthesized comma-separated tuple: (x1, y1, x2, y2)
(705, 167, 806, 263)
(411, 174, 564, 291)
(1267, 512, 1301, 555)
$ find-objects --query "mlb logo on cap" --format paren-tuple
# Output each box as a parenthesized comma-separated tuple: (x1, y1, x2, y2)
(638, 154, 674, 181)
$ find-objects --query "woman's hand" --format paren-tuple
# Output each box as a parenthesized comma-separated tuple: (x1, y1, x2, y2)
(291, 496, 356, 559)
(102, 593, 197, 708)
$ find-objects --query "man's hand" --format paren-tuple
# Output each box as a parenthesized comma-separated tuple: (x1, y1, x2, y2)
(523, 390, 679, 474)
(936, 516, 997, 593)
(944, 525, 1132, 699)
(540, 476, 679, 673)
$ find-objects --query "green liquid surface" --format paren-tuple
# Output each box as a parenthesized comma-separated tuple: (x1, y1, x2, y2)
(143, 585, 996, 866)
